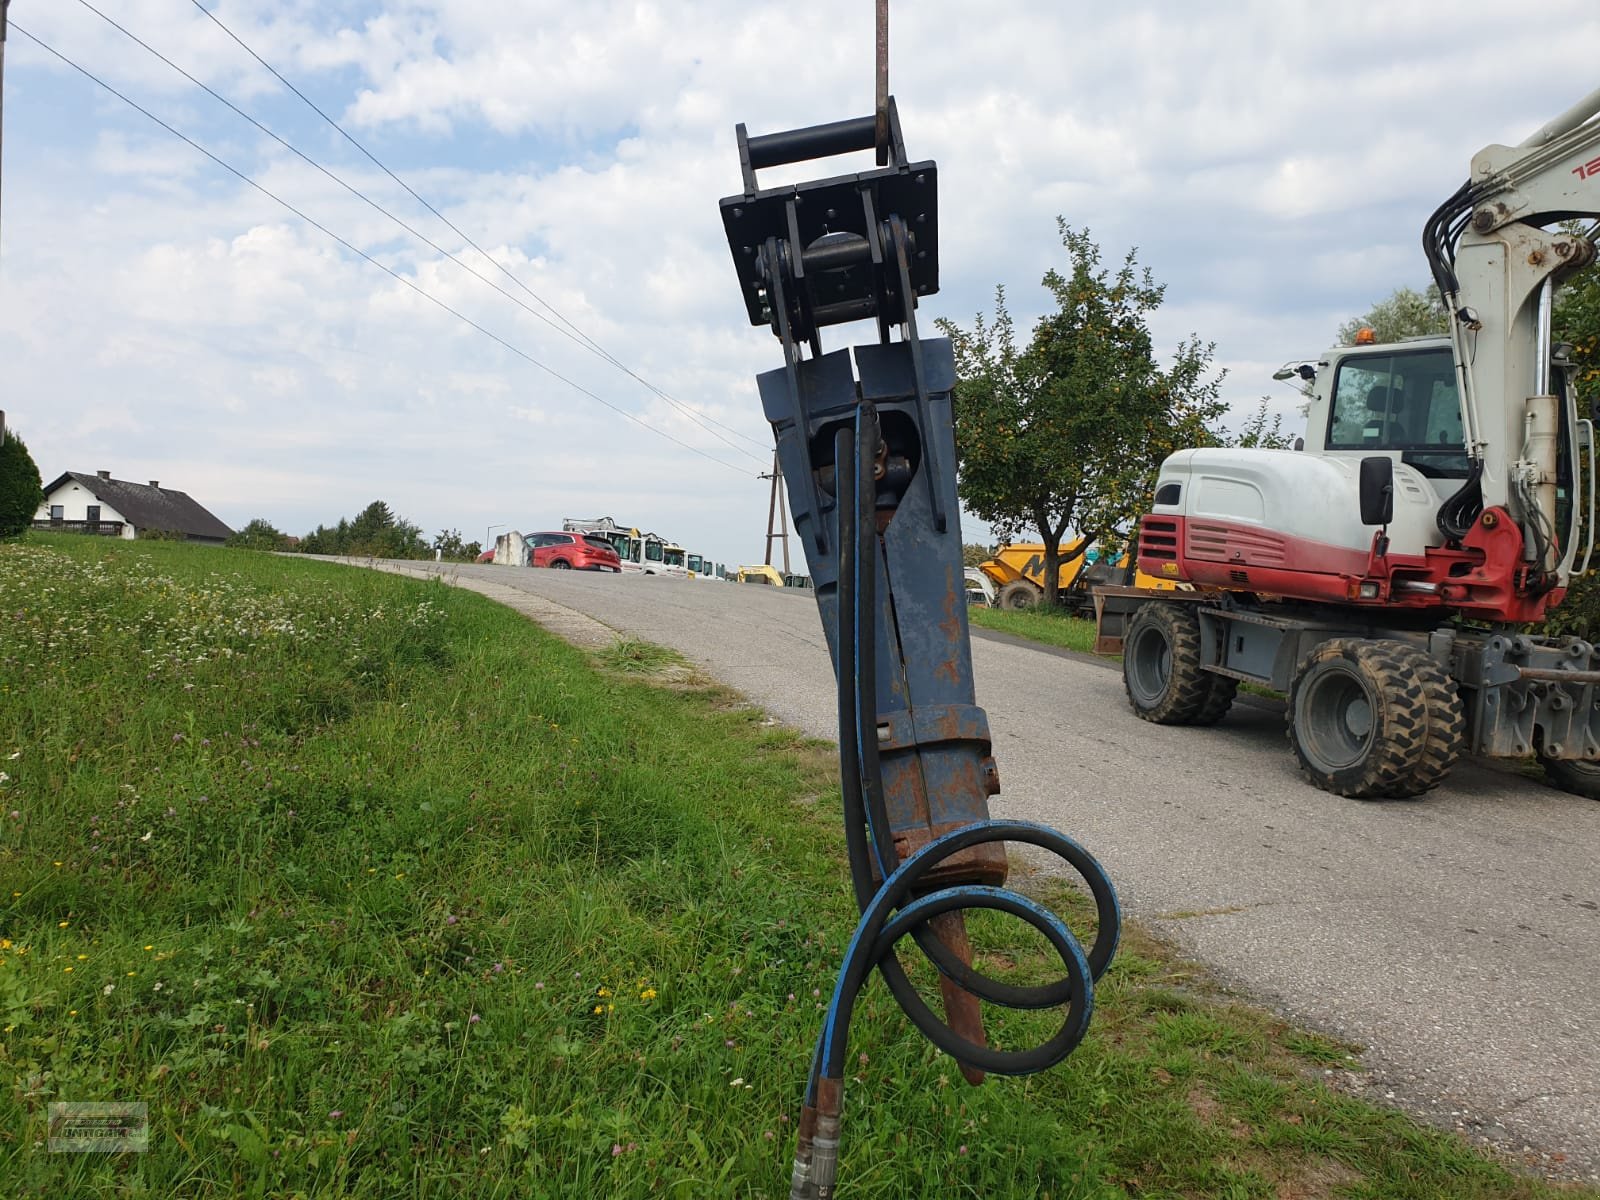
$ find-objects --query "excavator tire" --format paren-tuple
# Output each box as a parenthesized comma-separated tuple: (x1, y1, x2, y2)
(1193, 674, 1239, 726)
(1286, 639, 1428, 799)
(1384, 643, 1465, 797)
(1537, 749, 1600, 800)
(1123, 601, 1216, 725)
(997, 581, 1041, 610)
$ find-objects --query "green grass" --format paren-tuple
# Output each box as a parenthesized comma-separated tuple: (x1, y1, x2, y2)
(969, 604, 1100, 654)
(0, 533, 1590, 1198)
(968, 604, 1284, 700)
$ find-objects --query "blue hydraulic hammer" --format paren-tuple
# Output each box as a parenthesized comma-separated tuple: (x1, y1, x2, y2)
(720, 98, 1119, 1198)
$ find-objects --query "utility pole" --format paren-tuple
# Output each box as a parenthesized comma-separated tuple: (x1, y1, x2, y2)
(761, 451, 791, 574)
(1, 0, 10, 272)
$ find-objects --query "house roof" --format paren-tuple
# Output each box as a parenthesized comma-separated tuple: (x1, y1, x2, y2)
(43, 472, 234, 540)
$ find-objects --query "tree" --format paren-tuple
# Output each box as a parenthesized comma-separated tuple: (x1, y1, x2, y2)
(961, 542, 995, 568)
(1336, 285, 1448, 346)
(0, 429, 45, 539)
(1555, 259, 1600, 401)
(298, 502, 428, 559)
(939, 222, 1227, 603)
(227, 518, 290, 551)
(1229, 398, 1297, 450)
(432, 528, 482, 562)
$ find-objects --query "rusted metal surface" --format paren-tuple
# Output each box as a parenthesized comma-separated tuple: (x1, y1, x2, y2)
(930, 911, 986, 1086)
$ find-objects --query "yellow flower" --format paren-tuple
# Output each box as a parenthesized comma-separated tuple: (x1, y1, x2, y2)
(597, 988, 611, 998)
(639, 988, 657, 1001)
(143, 945, 154, 951)
(58, 920, 69, 928)
(0, 939, 10, 950)
(593, 1005, 604, 1014)
(63, 966, 73, 973)
(75, 954, 88, 961)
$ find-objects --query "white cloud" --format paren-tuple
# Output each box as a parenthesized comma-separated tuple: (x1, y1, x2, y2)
(6, 0, 1600, 563)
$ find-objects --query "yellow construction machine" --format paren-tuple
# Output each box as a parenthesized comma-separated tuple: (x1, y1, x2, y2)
(974, 543, 1180, 612)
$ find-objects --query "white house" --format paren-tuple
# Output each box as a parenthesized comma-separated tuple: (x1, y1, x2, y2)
(35, 471, 233, 544)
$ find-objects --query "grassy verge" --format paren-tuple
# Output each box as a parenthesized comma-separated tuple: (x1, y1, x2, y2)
(0, 534, 1588, 1198)
(969, 604, 1100, 655)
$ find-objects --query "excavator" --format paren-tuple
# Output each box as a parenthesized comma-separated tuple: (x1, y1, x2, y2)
(1106, 84, 1600, 800)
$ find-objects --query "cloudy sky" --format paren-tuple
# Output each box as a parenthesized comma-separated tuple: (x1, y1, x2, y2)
(6, 1, 1600, 565)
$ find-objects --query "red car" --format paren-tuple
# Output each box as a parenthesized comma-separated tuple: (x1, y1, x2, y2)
(529, 531, 621, 571)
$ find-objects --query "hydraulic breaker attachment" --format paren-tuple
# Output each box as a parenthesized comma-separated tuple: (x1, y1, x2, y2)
(721, 86, 1119, 1199)
(726, 97, 1002, 1069)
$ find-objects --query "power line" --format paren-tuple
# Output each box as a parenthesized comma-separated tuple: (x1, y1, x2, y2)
(185, 0, 771, 455)
(11, 22, 755, 476)
(70, 0, 767, 466)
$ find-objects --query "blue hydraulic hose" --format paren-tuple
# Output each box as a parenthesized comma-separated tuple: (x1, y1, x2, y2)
(789, 408, 1121, 1197)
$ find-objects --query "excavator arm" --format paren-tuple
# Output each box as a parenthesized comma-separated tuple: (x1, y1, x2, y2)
(1425, 86, 1600, 585)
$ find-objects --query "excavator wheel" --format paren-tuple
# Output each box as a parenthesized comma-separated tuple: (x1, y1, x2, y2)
(1194, 674, 1238, 726)
(1536, 748, 1600, 800)
(996, 581, 1041, 610)
(1123, 601, 1222, 725)
(1286, 639, 1431, 799)
(1385, 643, 1465, 797)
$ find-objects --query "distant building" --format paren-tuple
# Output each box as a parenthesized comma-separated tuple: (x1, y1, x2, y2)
(34, 470, 233, 544)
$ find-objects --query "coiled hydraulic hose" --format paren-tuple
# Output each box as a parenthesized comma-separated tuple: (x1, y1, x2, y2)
(788, 409, 1121, 1199)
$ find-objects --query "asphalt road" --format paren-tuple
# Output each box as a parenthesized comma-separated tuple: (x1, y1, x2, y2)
(382, 562, 1600, 1179)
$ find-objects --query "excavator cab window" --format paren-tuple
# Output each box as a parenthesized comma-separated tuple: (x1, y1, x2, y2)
(1326, 347, 1469, 478)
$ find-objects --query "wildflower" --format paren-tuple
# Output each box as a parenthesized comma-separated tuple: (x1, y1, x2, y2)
(639, 988, 656, 1001)
(445, 914, 458, 925)
(57, 921, 69, 928)
(593, 1005, 604, 1015)
(75, 954, 88, 961)
(534, 981, 544, 990)
(958, 1145, 968, 1156)
(63, 967, 72, 973)
(611, 1144, 624, 1157)
(597, 987, 610, 998)
(468, 1013, 481, 1025)
(492, 962, 505, 974)
(143, 945, 154, 952)
(328, 1110, 343, 1121)
(102, 984, 115, 996)
(730, 1078, 745, 1088)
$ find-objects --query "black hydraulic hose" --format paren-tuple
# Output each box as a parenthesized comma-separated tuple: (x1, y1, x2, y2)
(789, 407, 1121, 1198)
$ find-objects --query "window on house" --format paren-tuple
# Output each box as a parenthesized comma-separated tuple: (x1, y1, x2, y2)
(50, 505, 64, 521)
(86, 506, 101, 523)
